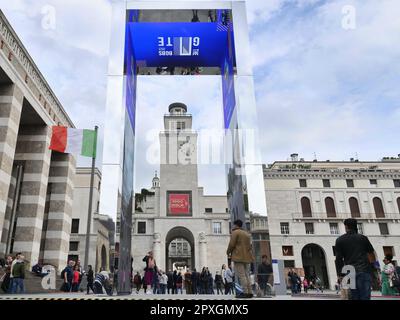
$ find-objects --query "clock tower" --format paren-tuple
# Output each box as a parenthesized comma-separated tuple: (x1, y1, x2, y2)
(159, 103, 199, 217)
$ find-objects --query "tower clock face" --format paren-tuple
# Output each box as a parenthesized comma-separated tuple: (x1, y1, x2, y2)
(178, 140, 196, 162)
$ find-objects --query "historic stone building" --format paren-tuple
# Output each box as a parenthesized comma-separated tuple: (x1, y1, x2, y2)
(264, 154, 400, 289)
(68, 168, 115, 272)
(0, 10, 75, 271)
(129, 103, 232, 274)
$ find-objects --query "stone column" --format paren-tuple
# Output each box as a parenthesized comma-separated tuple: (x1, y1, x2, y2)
(0, 84, 23, 255)
(198, 231, 207, 269)
(42, 152, 75, 271)
(153, 232, 161, 269)
(12, 125, 51, 268)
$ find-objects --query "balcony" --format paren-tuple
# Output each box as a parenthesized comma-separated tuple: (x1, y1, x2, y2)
(292, 212, 400, 221)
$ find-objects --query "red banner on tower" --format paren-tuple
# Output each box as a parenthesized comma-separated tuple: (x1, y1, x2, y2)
(168, 193, 190, 215)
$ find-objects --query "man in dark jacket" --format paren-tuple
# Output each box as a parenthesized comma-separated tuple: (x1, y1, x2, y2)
(86, 265, 94, 294)
(191, 268, 199, 294)
(335, 218, 378, 300)
(167, 271, 174, 294)
(257, 255, 273, 296)
(61, 260, 75, 292)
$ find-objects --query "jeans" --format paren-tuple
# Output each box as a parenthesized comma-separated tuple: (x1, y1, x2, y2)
(11, 278, 24, 294)
(351, 272, 372, 300)
(160, 284, 167, 294)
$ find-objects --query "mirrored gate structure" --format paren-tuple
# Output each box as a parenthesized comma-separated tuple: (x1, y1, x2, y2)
(99, 1, 267, 294)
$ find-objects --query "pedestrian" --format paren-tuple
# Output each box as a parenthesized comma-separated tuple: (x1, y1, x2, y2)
(215, 271, 223, 294)
(176, 272, 183, 294)
(71, 265, 80, 292)
(1, 255, 13, 293)
(381, 255, 397, 296)
(61, 260, 75, 292)
(335, 218, 378, 300)
(133, 272, 142, 294)
(303, 278, 309, 293)
(160, 271, 168, 294)
(191, 268, 199, 294)
(11, 254, 25, 294)
(226, 219, 254, 299)
(142, 275, 148, 294)
(94, 269, 112, 295)
(200, 267, 208, 294)
(172, 270, 178, 294)
(113, 268, 118, 291)
(184, 269, 192, 294)
(257, 255, 272, 296)
(207, 269, 214, 294)
(76, 260, 83, 291)
(167, 270, 173, 294)
(224, 264, 234, 294)
(143, 251, 156, 292)
(153, 267, 160, 294)
(86, 265, 94, 294)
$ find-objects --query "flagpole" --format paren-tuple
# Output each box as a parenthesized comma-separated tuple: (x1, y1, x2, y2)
(84, 125, 98, 273)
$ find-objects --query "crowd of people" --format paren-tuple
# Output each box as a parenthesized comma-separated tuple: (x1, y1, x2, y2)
(0, 253, 26, 294)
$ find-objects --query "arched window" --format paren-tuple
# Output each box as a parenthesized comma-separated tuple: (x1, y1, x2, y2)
(301, 197, 312, 217)
(397, 197, 400, 214)
(349, 197, 361, 218)
(373, 197, 385, 218)
(325, 197, 336, 217)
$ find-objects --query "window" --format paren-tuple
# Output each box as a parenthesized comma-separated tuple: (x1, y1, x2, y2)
(280, 222, 290, 235)
(305, 223, 314, 235)
(346, 179, 354, 188)
(325, 197, 336, 217)
(383, 246, 395, 257)
(394, 180, 400, 188)
(370, 179, 377, 186)
(349, 197, 361, 218)
(299, 179, 307, 188)
(332, 246, 336, 256)
(282, 246, 293, 256)
(284, 260, 295, 268)
(176, 121, 185, 130)
(379, 223, 389, 235)
(357, 223, 364, 235)
(397, 197, 400, 213)
(226, 208, 229, 213)
(373, 197, 385, 218)
(323, 179, 331, 188)
(301, 197, 312, 217)
(205, 208, 213, 213)
(71, 219, 79, 234)
(116, 221, 120, 234)
(329, 223, 339, 235)
(246, 222, 251, 231)
(212, 222, 222, 234)
(137, 221, 146, 234)
(69, 241, 79, 251)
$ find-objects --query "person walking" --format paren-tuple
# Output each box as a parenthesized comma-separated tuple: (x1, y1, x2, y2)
(215, 271, 223, 294)
(71, 265, 80, 292)
(381, 255, 397, 296)
(11, 254, 25, 294)
(226, 219, 254, 298)
(184, 269, 192, 294)
(335, 218, 378, 300)
(172, 270, 178, 294)
(167, 271, 173, 294)
(257, 255, 272, 296)
(200, 267, 208, 294)
(224, 264, 234, 294)
(86, 265, 94, 294)
(303, 278, 309, 293)
(143, 251, 156, 292)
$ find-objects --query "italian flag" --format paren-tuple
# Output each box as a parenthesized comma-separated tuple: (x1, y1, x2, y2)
(49, 126, 97, 158)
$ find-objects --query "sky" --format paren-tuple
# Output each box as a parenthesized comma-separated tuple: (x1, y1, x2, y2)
(1, 0, 399, 196)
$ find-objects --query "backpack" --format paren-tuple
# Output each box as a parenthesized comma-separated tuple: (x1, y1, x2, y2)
(391, 269, 400, 288)
(60, 268, 66, 280)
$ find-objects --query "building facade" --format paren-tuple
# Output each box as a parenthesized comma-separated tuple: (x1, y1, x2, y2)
(0, 11, 76, 271)
(129, 103, 231, 274)
(68, 168, 115, 272)
(264, 155, 400, 289)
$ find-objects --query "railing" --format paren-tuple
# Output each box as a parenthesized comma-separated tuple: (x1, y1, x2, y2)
(293, 212, 400, 220)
